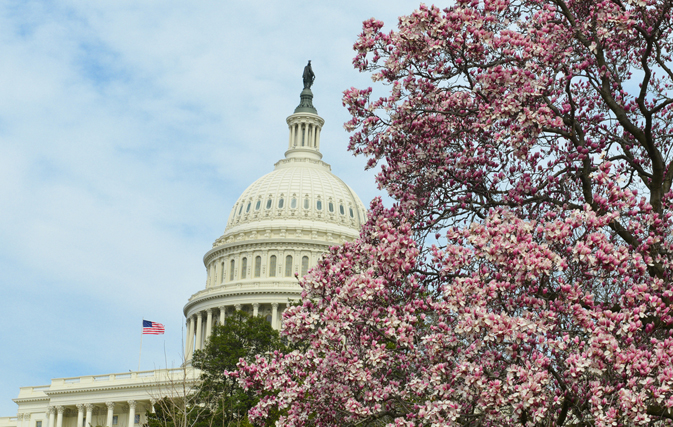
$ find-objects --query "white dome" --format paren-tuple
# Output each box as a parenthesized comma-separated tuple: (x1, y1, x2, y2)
(222, 157, 366, 238)
(183, 85, 368, 354)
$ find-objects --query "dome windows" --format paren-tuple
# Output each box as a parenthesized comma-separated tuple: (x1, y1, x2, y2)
(316, 200, 322, 211)
(254, 256, 261, 277)
(339, 204, 345, 215)
(291, 197, 297, 209)
(301, 256, 309, 276)
(246, 202, 251, 213)
(278, 198, 284, 209)
(229, 260, 235, 281)
(255, 200, 261, 211)
(303, 197, 309, 209)
(328, 201, 334, 213)
(349, 207, 354, 218)
(238, 204, 243, 215)
(266, 198, 273, 210)
(241, 257, 248, 279)
(285, 255, 293, 277)
(269, 255, 277, 277)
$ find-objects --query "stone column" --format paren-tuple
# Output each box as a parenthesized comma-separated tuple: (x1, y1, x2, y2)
(85, 404, 94, 427)
(205, 309, 213, 342)
(76, 404, 85, 427)
(55, 407, 64, 427)
(272, 303, 279, 330)
(219, 306, 226, 326)
(127, 401, 136, 427)
(185, 316, 194, 360)
(316, 127, 321, 149)
(47, 407, 55, 427)
(105, 402, 114, 427)
(16, 414, 23, 427)
(252, 303, 259, 317)
(194, 312, 203, 351)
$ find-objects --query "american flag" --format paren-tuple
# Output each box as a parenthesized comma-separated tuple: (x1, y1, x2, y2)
(143, 320, 165, 335)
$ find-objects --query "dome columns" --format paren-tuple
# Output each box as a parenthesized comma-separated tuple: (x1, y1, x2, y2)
(285, 113, 324, 161)
(184, 302, 289, 360)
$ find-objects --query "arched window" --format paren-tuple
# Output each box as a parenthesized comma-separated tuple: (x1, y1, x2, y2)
(349, 207, 354, 218)
(304, 198, 309, 209)
(229, 260, 235, 281)
(269, 255, 277, 277)
(238, 204, 243, 215)
(328, 202, 334, 213)
(339, 204, 345, 215)
(301, 256, 309, 276)
(241, 257, 247, 279)
(291, 198, 297, 209)
(246, 202, 251, 213)
(316, 200, 322, 211)
(285, 255, 293, 277)
(255, 200, 261, 211)
(266, 199, 272, 209)
(278, 198, 284, 209)
(221, 261, 225, 283)
(254, 256, 261, 278)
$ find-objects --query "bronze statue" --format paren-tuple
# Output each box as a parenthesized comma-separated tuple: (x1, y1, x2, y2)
(302, 60, 315, 89)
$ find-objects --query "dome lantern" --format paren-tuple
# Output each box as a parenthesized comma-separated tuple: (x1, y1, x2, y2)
(284, 61, 324, 161)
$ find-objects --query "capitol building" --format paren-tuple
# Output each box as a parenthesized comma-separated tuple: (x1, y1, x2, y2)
(0, 72, 366, 427)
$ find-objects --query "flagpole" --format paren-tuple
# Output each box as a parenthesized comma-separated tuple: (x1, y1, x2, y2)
(138, 317, 144, 371)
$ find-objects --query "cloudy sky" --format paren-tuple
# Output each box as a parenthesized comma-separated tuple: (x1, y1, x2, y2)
(0, 0, 426, 416)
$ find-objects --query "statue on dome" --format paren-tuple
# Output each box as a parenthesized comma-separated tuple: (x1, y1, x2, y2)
(302, 60, 315, 89)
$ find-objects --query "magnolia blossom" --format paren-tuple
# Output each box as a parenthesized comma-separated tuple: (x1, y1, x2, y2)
(238, 1, 673, 425)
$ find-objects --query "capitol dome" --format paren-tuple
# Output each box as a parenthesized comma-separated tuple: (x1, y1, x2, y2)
(182, 71, 366, 360)
(221, 154, 366, 242)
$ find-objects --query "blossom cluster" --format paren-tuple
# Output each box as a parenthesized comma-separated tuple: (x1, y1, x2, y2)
(238, 0, 673, 425)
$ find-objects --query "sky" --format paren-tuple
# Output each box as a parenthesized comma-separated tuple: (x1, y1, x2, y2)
(0, 0, 427, 416)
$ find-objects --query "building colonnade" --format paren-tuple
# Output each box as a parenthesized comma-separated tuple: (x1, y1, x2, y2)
(16, 400, 154, 427)
(185, 302, 285, 360)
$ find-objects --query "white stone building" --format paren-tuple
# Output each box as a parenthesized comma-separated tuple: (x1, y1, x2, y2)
(0, 81, 366, 427)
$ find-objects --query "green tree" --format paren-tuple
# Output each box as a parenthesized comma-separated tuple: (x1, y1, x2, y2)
(192, 310, 285, 426)
(146, 310, 283, 427)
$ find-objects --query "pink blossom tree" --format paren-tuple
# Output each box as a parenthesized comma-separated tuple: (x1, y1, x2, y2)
(237, 1, 673, 425)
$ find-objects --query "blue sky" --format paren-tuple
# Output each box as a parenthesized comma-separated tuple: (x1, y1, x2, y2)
(0, 0, 427, 416)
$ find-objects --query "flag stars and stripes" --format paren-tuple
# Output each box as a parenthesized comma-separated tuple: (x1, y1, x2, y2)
(142, 320, 165, 335)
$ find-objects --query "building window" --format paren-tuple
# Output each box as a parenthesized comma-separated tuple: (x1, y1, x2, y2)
(291, 197, 297, 209)
(255, 200, 261, 210)
(246, 202, 251, 213)
(221, 261, 225, 283)
(301, 256, 309, 276)
(285, 255, 293, 277)
(230, 260, 235, 281)
(316, 200, 322, 211)
(266, 314, 272, 323)
(269, 255, 277, 277)
(36, 422, 42, 427)
(134, 415, 140, 424)
(238, 204, 243, 215)
(266, 198, 272, 209)
(278, 198, 284, 209)
(340, 204, 345, 215)
(254, 256, 261, 277)
(304, 198, 309, 209)
(112, 416, 118, 426)
(241, 257, 247, 279)
(328, 201, 334, 212)
(349, 207, 354, 218)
